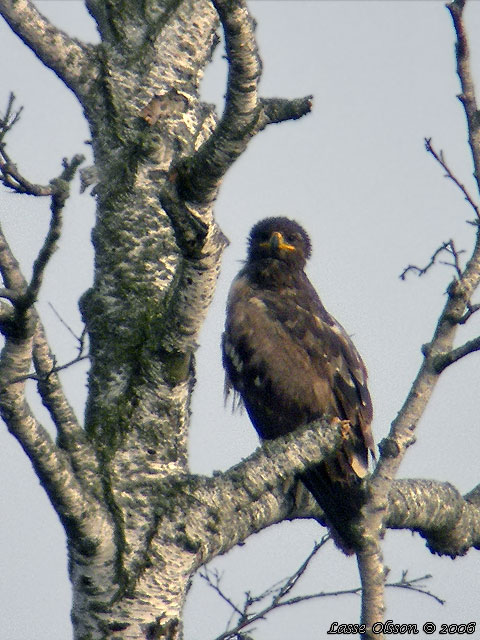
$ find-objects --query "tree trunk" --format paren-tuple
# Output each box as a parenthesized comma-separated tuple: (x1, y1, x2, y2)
(71, 2, 223, 637)
(2, 2, 480, 638)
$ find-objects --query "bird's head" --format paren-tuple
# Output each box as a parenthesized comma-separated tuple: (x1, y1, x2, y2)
(247, 217, 312, 269)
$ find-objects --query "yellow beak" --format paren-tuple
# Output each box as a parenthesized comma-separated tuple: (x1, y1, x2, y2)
(261, 231, 296, 253)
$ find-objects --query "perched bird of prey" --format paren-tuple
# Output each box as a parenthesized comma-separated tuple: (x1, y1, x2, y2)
(222, 217, 374, 553)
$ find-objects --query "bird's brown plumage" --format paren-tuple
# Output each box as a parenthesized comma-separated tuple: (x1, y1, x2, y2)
(222, 217, 374, 553)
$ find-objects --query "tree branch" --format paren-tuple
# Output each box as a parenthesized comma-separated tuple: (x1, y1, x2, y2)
(204, 537, 332, 640)
(432, 334, 480, 372)
(1, 96, 85, 203)
(358, 33, 480, 624)
(447, 0, 480, 197)
(142, 419, 480, 577)
(123, 418, 342, 581)
(24, 156, 84, 305)
(31, 324, 101, 496)
(154, 3, 311, 357)
(0, 151, 85, 320)
(0, 333, 104, 550)
(0, 0, 96, 100)
(172, 0, 312, 204)
(399, 239, 465, 281)
(387, 478, 480, 556)
(0, 92, 22, 144)
(424, 137, 480, 219)
(0, 130, 104, 540)
(357, 548, 386, 639)
(260, 96, 313, 125)
(458, 302, 480, 324)
(204, 556, 443, 640)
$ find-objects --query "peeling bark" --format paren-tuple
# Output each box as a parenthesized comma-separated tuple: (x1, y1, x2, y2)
(1, 1, 480, 639)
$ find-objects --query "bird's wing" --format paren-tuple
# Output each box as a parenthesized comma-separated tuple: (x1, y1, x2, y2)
(223, 272, 374, 468)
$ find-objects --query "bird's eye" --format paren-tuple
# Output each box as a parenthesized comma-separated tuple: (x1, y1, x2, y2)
(286, 234, 296, 243)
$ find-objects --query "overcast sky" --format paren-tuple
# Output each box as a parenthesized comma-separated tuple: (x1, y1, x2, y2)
(1, 2, 480, 639)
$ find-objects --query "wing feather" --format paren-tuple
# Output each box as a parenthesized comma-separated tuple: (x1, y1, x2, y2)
(223, 270, 374, 462)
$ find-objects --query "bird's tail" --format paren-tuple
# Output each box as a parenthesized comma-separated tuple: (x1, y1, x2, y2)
(300, 459, 367, 555)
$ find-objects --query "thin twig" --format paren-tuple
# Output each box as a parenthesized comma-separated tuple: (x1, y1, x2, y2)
(390, 571, 445, 606)
(447, 0, 480, 199)
(200, 568, 244, 617)
(399, 240, 464, 280)
(48, 302, 83, 342)
(204, 547, 443, 640)
(19, 155, 84, 310)
(0, 352, 89, 390)
(0, 95, 84, 199)
(425, 137, 480, 219)
(0, 92, 23, 144)
(48, 302, 87, 358)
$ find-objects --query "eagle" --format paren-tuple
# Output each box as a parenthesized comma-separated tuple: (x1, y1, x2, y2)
(222, 217, 374, 553)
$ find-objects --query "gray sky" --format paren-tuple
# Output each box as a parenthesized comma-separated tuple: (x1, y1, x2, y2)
(1, 1, 480, 639)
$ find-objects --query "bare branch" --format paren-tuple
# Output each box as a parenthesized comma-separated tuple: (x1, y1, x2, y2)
(120, 418, 343, 580)
(0, 97, 85, 203)
(260, 96, 313, 125)
(447, 0, 480, 198)
(0, 105, 84, 311)
(400, 239, 464, 280)
(172, 0, 312, 204)
(161, 428, 480, 575)
(386, 478, 480, 557)
(22, 155, 85, 309)
(200, 568, 244, 618)
(203, 541, 442, 640)
(432, 335, 480, 372)
(6, 351, 90, 389)
(361, 237, 480, 634)
(367, 19, 480, 611)
(0, 0, 96, 100)
(206, 538, 330, 640)
(0, 92, 23, 145)
(424, 137, 480, 218)
(0, 132, 102, 537)
(0, 96, 52, 195)
(392, 572, 444, 605)
(48, 302, 87, 348)
(0, 332, 103, 549)
(31, 325, 101, 496)
(0, 146, 53, 195)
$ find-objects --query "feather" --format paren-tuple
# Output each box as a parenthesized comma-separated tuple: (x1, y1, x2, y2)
(222, 217, 375, 553)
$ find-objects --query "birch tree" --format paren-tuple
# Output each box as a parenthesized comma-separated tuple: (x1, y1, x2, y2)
(1, 1, 480, 639)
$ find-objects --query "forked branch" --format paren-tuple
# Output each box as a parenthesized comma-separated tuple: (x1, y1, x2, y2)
(400, 239, 465, 281)
(0, 105, 102, 533)
(203, 540, 442, 640)
(357, 2, 480, 635)
(424, 137, 480, 219)
(172, 0, 312, 204)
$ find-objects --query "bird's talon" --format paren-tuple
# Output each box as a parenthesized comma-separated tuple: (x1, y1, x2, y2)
(339, 419, 352, 440)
